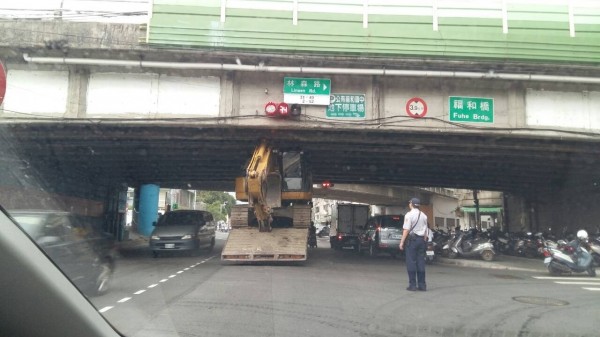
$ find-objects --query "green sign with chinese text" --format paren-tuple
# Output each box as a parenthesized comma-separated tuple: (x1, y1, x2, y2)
(326, 94, 366, 118)
(449, 96, 494, 123)
(283, 77, 331, 105)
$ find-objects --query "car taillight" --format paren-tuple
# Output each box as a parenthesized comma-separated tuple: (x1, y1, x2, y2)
(337, 234, 342, 240)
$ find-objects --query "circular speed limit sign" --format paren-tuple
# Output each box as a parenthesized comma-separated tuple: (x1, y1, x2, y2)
(405, 97, 428, 118)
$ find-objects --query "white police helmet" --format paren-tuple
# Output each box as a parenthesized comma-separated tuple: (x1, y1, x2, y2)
(576, 229, 588, 241)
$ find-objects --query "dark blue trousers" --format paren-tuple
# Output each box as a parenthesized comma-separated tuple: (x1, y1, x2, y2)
(405, 237, 426, 289)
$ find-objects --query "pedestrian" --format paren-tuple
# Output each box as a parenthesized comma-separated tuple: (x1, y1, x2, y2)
(399, 197, 429, 291)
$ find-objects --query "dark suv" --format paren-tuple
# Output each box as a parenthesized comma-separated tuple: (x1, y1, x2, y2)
(9, 210, 117, 296)
(358, 215, 405, 257)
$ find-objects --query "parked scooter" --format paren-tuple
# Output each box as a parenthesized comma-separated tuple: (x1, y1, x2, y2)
(543, 230, 596, 276)
(317, 226, 330, 238)
(443, 229, 495, 261)
(586, 237, 600, 267)
(425, 241, 436, 264)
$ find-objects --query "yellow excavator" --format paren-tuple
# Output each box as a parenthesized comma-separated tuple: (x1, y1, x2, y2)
(221, 140, 313, 262)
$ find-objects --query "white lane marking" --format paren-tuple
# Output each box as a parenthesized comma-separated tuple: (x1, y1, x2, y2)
(99, 306, 113, 313)
(118, 297, 132, 303)
(533, 276, 599, 281)
(148, 284, 158, 288)
(200, 261, 205, 264)
(159, 279, 168, 283)
(169, 274, 176, 278)
(582, 287, 600, 291)
(184, 268, 190, 271)
(555, 281, 600, 285)
(177, 271, 184, 274)
(134, 290, 146, 295)
(190, 265, 196, 268)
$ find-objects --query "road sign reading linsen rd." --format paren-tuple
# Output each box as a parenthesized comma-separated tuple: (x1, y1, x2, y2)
(283, 77, 331, 105)
(449, 96, 494, 123)
(406, 97, 427, 118)
(326, 94, 365, 118)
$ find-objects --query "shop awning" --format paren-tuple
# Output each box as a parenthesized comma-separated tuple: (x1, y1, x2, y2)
(460, 207, 502, 213)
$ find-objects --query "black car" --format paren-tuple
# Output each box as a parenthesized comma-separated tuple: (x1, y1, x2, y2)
(9, 209, 116, 296)
(358, 215, 405, 257)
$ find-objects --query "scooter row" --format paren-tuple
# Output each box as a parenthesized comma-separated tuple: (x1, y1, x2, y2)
(432, 229, 496, 261)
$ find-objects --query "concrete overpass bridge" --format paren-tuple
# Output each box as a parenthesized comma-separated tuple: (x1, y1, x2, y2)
(1, 0, 600, 237)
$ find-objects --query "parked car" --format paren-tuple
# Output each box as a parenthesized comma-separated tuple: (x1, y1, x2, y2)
(358, 215, 405, 257)
(149, 210, 216, 257)
(8, 209, 117, 296)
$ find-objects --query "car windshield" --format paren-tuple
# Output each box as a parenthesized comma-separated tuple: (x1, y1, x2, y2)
(157, 212, 204, 226)
(2, 1, 600, 337)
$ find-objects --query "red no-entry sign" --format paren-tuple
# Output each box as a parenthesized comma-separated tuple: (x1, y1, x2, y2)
(406, 97, 427, 118)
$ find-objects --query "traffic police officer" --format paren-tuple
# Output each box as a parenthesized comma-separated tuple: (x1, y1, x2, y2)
(399, 197, 429, 291)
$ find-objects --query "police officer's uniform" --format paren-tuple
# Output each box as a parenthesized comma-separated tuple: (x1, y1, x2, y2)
(403, 198, 429, 291)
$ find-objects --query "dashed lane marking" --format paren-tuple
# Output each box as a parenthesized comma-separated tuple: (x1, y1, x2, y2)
(99, 306, 113, 313)
(582, 288, 600, 291)
(99, 255, 216, 313)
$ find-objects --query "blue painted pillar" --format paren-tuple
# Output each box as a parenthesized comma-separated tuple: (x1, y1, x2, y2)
(139, 184, 160, 236)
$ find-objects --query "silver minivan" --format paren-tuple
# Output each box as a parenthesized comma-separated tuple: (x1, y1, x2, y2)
(358, 215, 405, 257)
(149, 210, 216, 257)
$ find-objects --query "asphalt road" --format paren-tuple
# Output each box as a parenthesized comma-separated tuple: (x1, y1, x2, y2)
(90, 235, 600, 337)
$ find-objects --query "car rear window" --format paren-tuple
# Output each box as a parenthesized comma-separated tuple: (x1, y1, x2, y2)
(380, 216, 403, 228)
(158, 212, 205, 226)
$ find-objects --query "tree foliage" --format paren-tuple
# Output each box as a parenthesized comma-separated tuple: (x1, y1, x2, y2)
(196, 191, 236, 222)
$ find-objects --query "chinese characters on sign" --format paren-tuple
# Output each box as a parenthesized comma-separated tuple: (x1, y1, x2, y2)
(326, 94, 366, 118)
(283, 77, 331, 105)
(449, 96, 494, 123)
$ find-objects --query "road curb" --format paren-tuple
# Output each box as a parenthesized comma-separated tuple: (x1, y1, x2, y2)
(436, 257, 546, 273)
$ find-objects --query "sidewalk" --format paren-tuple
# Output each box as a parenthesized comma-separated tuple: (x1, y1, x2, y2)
(117, 231, 149, 250)
(436, 254, 547, 273)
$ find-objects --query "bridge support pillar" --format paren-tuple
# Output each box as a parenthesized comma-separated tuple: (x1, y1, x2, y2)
(139, 184, 160, 237)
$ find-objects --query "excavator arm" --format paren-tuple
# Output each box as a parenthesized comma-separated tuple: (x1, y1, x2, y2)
(245, 140, 282, 232)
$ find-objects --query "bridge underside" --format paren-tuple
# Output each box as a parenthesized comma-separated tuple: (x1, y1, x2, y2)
(1, 121, 598, 198)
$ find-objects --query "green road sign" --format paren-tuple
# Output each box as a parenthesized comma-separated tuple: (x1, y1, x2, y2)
(326, 94, 366, 118)
(449, 96, 494, 123)
(283, 77, 331, 105)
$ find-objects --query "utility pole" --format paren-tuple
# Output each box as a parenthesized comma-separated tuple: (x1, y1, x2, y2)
(473, 189, 481, 230)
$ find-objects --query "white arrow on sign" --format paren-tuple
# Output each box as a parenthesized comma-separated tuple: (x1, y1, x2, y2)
(323, 84, 327, 91)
